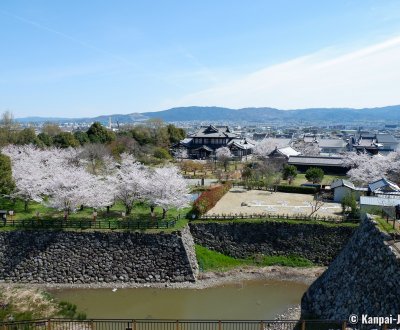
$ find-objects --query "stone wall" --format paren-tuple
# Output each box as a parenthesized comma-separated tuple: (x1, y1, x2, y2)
(301, 216, 400, 320)
(189, 221, 355, 265)
(181, 225, 199, 277)
(0, 230, 197, 284)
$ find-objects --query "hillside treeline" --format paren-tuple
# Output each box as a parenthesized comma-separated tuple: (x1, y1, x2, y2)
(0, 112, 185, 164)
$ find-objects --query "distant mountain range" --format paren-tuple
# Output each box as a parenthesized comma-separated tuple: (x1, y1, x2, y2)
(16, 105, 400, 124)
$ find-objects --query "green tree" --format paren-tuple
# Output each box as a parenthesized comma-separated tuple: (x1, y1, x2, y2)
(167, 124, 186, 144)
(0, 153, 15, 195)
(153, 147, 172, 160)
(0, 111, 18, 145)
(42, 123, 62, 137)
(282, 165, 298, 183)
(16, 128, 41, 145)
(37, 132, 53, 146)
(109, 136, 138, 157)
(86, 122, 115, 143)
(53, 132, 79, 148)
(129, 126, 153, 145)
(305, 167, 324, 184)
(73, 131, 90, 145)
(341, 193, 359, 218)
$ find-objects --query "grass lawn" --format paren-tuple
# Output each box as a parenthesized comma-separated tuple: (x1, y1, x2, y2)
(0, 197, 191, 231)
(375, 216, 399, 234)
(195, 244, 314, 272)
(281, 173, 347, 186)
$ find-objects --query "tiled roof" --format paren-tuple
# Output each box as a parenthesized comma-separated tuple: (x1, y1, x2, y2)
(228, 139, 255, 150)
(376, 134, 398, 144)
(288, 156, 344, 166)
(276, 146, 300, 157)
(368, 178, 400, 193)
(191, 125, 238, 138)
(330, 179, 355, 189)
(319, 139, 347, 148)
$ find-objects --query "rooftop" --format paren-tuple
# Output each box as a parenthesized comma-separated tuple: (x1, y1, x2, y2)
(288, 156, 344, 166)
(318, 139, 348, 148)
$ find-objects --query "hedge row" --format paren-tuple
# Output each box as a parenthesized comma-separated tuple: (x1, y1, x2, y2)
(276, 185, 317, 194)
(191, 182, 232, 216)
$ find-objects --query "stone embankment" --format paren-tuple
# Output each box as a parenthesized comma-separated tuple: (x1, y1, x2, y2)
(301, 216, 400, 320)
(189, 221, 355, 265)
(0, 228, 197, 284)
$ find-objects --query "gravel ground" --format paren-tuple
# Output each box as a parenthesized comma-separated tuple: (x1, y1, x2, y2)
(207, 188, 342, 218)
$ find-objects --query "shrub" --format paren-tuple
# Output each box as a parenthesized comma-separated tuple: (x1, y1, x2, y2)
(276, 185, 317, 194)
(191, 182, 232, 216)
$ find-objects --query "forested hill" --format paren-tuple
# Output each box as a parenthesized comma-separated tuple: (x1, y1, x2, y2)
(16, 105, 400, 123)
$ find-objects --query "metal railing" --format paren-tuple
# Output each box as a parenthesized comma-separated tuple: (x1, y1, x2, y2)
(0, 319, 377, 330)
(0, 218, 177, 230)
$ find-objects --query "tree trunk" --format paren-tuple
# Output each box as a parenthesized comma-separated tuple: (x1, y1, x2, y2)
(126, 205, 132, 215)
(150, 205, 155, 217)
(162, 208, 167, 219)
(106, 205, 110, 213)
(24, 200, 28, 212)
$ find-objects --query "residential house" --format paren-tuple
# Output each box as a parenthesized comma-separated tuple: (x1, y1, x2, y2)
(368, 178, 400, 196)
(330, 179, 367, 202)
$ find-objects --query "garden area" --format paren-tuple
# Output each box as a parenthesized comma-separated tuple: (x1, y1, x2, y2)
(0, 198, 191, 231)
(0, 145, 194, 231)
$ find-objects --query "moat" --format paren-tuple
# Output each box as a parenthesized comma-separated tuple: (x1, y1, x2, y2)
(51, 280, 308, 319)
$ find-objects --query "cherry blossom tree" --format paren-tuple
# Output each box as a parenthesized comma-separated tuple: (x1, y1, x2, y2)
(216, 147, 232, 171)
(292, 141, 320, 156)
(109, 153, 148, 215)
(342, 151, 399, 185)
(144, 166, 190, 218)
(46, 164, 94, 218)
(253, 138, 290, 158)
(2, 145, 50, 210)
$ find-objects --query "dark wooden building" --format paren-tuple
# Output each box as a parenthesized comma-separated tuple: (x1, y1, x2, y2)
(172, 125, 254, 159)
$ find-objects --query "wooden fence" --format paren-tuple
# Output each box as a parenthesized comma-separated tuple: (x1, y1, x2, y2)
(0, 218, 177, 230)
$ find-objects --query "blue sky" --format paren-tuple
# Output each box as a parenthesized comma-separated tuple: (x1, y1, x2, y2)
(2, 0, 400, 117)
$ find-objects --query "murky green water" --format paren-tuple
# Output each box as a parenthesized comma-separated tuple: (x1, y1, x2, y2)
(51, 280, 308, 320)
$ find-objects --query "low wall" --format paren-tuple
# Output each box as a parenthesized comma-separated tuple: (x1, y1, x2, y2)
(189, 221, 355, 265)
(301, 216, 400, 320)
(0, 228, 197, 284)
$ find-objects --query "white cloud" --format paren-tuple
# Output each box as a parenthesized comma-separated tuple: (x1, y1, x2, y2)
(168, 35, 400, 109)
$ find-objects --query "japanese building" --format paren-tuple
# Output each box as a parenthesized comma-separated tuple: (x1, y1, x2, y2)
(173, 125, 254, 159)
